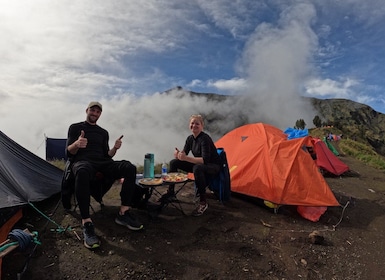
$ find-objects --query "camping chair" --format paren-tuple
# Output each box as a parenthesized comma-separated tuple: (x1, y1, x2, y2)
(198, 148, 231, 203)
(61, 160, 115, 213)
(208, 148, 231, 203)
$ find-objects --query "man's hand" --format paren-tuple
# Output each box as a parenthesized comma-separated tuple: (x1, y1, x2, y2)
(108, 135, 123, 157)
(177, 150, 186, 161)
(114, 135, 124, 150)
(174, 147, 180, 158)
(76, 130, 87, 149)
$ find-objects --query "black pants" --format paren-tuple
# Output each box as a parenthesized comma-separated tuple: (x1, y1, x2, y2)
(72, 160, 136, 219)
(169, 159, 220, 199)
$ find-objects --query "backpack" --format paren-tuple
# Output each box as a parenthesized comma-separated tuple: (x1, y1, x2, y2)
(209, 148, 231, 202)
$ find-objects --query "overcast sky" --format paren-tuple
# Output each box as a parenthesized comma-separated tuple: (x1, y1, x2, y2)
(1, 0, 384, 164)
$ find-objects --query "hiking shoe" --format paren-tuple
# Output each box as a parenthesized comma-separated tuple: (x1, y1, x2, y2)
(83, 222, 100, 249)
(115, 211, 144, 231)
(192, 202, 208, 217)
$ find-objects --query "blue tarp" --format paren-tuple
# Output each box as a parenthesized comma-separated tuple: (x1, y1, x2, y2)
(284, 127, 309, 139)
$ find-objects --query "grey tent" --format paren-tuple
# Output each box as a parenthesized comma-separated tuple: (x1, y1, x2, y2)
(0, 131, 62, 209)
(0, 131, 62, 278)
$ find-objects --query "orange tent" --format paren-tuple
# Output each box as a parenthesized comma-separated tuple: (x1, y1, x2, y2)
(215, 123, 339, 207)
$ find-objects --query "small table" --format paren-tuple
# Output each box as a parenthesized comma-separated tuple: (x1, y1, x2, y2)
(136, 175, 192, 215)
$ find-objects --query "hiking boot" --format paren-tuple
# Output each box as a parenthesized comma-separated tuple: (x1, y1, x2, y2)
(115, 211, 144, 231)
(192, 202, 208, 217)
(83, 222, 100, 249)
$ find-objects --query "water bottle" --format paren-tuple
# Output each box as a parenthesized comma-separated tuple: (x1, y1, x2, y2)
(144, 153, 155, 178)
(143, 155, 150, 178)
(161, 162, 168, 178)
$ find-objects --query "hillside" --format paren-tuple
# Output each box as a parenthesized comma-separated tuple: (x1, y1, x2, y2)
(310, 98, 385, 156)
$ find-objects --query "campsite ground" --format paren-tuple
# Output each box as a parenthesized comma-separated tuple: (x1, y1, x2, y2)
(3, 154, 385, 280)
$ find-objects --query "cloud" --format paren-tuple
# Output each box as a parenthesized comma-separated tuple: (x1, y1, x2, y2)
(305, 78, 359, 98)
(0, 1, 202, 95)
(304, 76, 384, 110)
(0, 1, 319, 164)
(207, 78, 247, 92)
(196, 0, 265, 38)
(226, 2, 318, 125)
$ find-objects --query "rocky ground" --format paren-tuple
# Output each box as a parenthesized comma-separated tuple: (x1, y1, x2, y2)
(3, 155, 385, 280)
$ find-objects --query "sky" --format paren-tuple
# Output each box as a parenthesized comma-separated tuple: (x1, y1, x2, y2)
(1, 0, 385, 165)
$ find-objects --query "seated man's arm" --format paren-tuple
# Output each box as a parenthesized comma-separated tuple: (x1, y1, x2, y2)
(67, 130, 87, 155)
(108, 135, 123, 157)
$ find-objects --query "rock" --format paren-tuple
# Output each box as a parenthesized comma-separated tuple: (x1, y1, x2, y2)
(308, 230, 325, 245)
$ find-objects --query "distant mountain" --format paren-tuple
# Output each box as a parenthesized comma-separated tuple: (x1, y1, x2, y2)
(165, 87, 385, 157)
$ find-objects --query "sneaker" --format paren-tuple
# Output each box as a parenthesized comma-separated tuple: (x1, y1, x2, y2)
(115, 211, 144, 231)
(192, 202, 208, 217)
(83, 222, 100, 249)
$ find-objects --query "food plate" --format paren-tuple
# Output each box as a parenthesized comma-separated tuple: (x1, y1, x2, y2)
(138, 178, 163, 186)
(162, 172, 188, 183)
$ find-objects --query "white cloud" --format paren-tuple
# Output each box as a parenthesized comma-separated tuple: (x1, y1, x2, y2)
(0, 1, 201, 96)
(305, 78, 357, 98)
(187, 79, 204, 88)
(196, 0, 265, 38)
(304, 77, 381, 110)
(227, 2, 319, 126)
(207, 78, 247, 92)
(306, 79, 351, 98)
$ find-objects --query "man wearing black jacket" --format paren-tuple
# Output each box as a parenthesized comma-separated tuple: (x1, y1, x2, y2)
(66, 101, 143, 249)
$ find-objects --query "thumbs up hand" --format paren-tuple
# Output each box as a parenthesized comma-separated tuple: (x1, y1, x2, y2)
(76, 130, 87, 148)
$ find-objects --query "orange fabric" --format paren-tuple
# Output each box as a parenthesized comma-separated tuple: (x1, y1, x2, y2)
(187, 173, 195, 181)
(297, 206, 327, 222)
(215, 123, 339, 206)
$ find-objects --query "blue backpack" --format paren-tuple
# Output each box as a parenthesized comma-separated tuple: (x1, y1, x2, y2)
(209, 148, 231, 202)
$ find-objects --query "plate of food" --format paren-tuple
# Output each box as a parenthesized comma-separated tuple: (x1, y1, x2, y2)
(138, 178, 163, 186)
(162, 172, 188, 183)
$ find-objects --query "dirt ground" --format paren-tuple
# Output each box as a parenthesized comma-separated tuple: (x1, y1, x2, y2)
(3, 154, 385, 280)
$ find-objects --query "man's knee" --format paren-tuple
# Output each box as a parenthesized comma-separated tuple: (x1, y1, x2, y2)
(72, 161, 94, 177)
(170, 159, 180, 171)
(193, 164, 204, 174)
(74, 168, 92, 181)
(120, 160, 136, 176)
